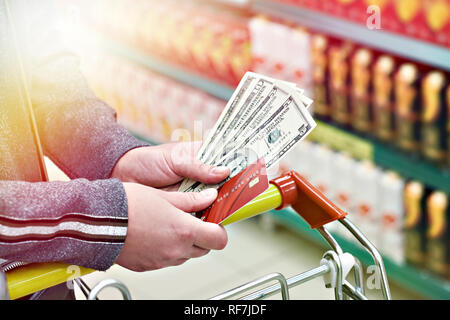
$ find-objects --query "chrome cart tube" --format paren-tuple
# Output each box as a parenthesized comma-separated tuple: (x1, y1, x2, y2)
(343, 281, 368, 300)
(317, 227, 346, 300)
(210, 272, 290, 300)
(238, 264, 331, 300)
(339, 218, 391, 300)
(88, 279, 131, 300)
(317, 226, 344, 256)
(321, 250, 344, 300)
(352, 257, 365, 296)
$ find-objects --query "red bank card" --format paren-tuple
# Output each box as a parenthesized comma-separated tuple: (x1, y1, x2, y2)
(200, 157, 269, 224)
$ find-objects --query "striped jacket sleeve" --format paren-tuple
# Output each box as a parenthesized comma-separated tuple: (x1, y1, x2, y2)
(0, 0, 148, 271)
(0, 178, 128, 271)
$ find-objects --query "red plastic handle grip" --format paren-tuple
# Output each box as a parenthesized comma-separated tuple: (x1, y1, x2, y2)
(270, 171, 347, 229)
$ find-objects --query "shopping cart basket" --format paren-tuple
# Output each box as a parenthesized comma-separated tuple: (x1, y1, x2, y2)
(0, 170, 391, 300)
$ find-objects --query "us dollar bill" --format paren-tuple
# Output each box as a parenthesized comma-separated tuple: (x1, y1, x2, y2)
(195, 73, 258, 163)
(177, 73, 258, 192)
(181, 147, 259, 193)
(208, 83, 292, 165)
(205, 83, 312, 166)
(179, 72, 294, 192)
(202, 77, 275, 164)
(183, 95, 316, 193)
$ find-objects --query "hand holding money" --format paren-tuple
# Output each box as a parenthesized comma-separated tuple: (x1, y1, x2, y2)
(179, 72, 316, 194)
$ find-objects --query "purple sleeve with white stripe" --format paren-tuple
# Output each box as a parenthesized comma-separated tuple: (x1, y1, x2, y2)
(0, 178, 128, 271)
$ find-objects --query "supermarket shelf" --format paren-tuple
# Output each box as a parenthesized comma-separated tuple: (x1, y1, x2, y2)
(373, 140, 450, 194)
(309, 121, 450, 194)
(269, 208, 450, 300)
(103, 37, 450, 193)
(252, 0, 450, 71)
(95, 37, 235, 101)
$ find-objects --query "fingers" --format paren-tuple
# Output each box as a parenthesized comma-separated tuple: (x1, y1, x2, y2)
(157, 188, 218, 213)
(119, 182, 227, 272)
(156, 188, 228, 250)
(188, 245, 211, 258)
(166, 142, 230, 184)
(191, 219, 228, 251)
(172, 246, 210, 266)
(159, 182, 181, 192)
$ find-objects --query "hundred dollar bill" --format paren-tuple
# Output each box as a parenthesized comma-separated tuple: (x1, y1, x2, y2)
(182, 85, 312, 192)
(199, 75, 301, 164)
(191, 72, 299, 165)
(178, 74, 269, 192)
(184, 95, 316, 193)
(195, 72, 258, 163)
(202, 77, 275, 164)
(178, 71, 313, 193)
(182, 147, 259, 193)
(205, 84, 312, 166)
(208, 82, 293, 165)
(296, 91, 313, 109)
(222, 95, 316, 169)
(179, 73, 296, 192)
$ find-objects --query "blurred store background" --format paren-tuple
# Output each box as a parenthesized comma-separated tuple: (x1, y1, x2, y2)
(50, 0, 449, 299)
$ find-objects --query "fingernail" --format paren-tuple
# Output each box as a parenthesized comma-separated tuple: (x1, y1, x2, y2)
(211, 166, 229, 176)
(200, 188, 217, 199)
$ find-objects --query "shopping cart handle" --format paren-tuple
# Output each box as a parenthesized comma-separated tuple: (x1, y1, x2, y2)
(4, 262, 94, 300)
(270, 171, 347, 229)
(2, 170, 347, 299)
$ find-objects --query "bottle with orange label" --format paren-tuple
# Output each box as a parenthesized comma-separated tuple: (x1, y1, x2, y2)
(373, 55, 396, 142)
(404, 180, 428, 268)
(311, 34, 331, 122)
(328, 41, 355, 130)
(447, 85, 450, 167)
(346, 0, 371, 24)
(290, 140, 317, 183)
(378, 171, 405, 264)
(393, 0, 425, 40)
(351, 48, 374, 135)
(327, 0, 358, 20)
(229, 21, 252, 86)
(309, 143, 334, 198)
(425, 191, 449, 279)
(423, 0, 450, 48)
(420, 71, 448, 166)
(331, 151, 357, 239)
(351, 160, 381, 247)
(394, 63, 422, 154)
(286, 26, 312, 91)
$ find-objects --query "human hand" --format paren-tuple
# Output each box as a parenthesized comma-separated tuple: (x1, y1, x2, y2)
(115, 183, 228, 272)
(111, 142, 230, 190)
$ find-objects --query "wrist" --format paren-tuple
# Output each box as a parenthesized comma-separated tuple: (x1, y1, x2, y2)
(110, 146, 147, 181)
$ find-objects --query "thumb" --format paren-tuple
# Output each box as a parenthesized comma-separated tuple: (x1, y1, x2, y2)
(168, 142, 230, 184)
(157, 188, 218, 213)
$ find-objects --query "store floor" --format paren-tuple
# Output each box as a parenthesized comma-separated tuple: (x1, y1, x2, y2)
(44, 158, 422, 300)
(74, 216, 422, 300)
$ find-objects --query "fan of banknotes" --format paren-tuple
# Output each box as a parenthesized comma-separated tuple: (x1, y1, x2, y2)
(178, 71, 316, 194)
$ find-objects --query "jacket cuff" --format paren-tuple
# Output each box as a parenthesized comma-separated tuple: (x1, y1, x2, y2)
(0, 178, 130, 271)
(72, 178, 130, 270)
